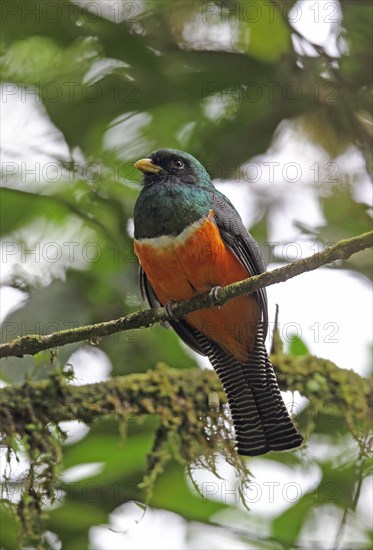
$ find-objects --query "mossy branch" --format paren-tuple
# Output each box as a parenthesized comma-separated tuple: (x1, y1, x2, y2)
(1, 356, 371, 438)
(1, 230, 372, 359)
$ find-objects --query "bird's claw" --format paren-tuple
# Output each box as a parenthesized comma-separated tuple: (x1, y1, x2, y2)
(164, 301, 175, 320)
(209, 286, 222, 303)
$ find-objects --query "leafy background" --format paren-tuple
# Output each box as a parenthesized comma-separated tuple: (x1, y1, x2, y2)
(0, 0, 372, 549)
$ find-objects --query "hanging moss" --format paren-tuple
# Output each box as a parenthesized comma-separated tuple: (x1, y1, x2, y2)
(0, 355, 371, 547)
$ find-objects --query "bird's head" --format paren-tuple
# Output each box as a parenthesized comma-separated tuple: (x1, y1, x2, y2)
(134, 149, 212, 188)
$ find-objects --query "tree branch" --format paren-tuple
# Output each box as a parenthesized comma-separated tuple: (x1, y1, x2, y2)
(1, 356, 371, 437)
(1, 231, 372, 359)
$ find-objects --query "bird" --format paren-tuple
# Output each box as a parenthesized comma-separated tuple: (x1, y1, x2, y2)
(133, 148, 303, 456)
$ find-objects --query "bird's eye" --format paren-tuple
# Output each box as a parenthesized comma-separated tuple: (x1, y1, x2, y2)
(172, 158, 184, 170)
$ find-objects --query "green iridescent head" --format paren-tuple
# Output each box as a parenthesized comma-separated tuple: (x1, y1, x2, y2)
(134, 149, 213, 188)
(133, 149, 216, 238)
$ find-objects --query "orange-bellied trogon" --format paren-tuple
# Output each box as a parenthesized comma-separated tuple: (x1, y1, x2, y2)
(133, 149, 303, 456)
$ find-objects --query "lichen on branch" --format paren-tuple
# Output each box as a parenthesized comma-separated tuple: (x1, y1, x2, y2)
(1, 356, 371, 442)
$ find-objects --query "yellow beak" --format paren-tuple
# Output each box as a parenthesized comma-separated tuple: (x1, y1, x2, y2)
(134, 158, 163, 174)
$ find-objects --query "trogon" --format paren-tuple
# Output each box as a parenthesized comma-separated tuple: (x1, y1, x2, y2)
(133, 149, 303, 456)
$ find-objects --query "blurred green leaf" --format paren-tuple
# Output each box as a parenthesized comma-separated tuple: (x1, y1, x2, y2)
(0, 188, 70, 236)
(63, 429, 154, 483)
(341, 2, 373, 88)
(272, 492, 315, 549)
(288, 335, 309, 357)
(1, 35, 101, 85)
(320, 188, 372, 242)
(238, 0, 291, 62)
(0, 502, 19, 549)
(151, 462, 228, 522)
(48, 501, 107, 548)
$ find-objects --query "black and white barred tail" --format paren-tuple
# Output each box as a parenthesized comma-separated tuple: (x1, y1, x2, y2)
(196, 323, 303, 456)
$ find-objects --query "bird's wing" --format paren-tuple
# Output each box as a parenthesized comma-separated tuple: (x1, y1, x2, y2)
(210, 191, 269, 339)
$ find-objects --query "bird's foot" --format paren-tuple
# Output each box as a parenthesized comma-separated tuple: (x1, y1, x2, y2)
(164, 300, 176, 321)
(209, 286, 222, 304)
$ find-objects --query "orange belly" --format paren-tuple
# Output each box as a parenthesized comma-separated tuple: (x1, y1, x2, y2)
(134, 212, 260, 362)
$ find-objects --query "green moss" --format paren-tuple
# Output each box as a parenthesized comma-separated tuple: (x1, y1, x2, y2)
(0, 353, 371, 547)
